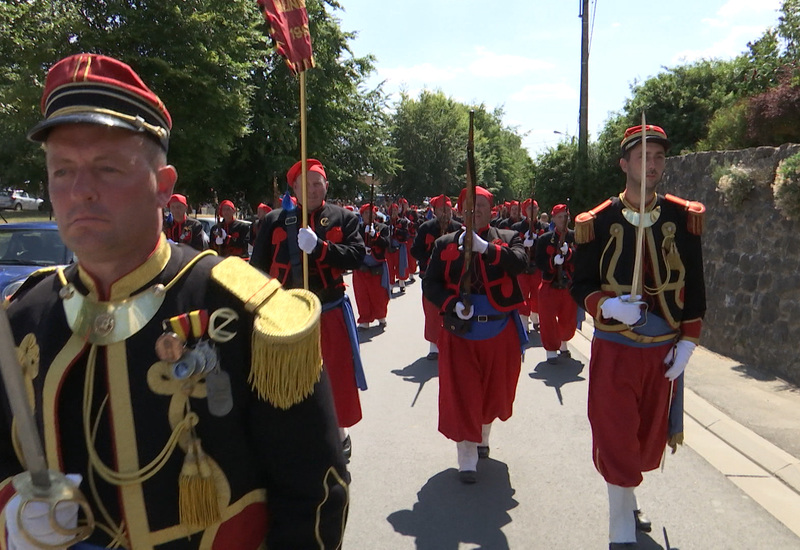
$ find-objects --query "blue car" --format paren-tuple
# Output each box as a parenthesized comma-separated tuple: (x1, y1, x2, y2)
(0, 222, 75, 300)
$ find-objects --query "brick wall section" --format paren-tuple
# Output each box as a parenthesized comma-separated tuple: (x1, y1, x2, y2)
(656, 143, 800, 385)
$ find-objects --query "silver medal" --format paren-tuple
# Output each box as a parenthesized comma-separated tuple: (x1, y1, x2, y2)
(206, 368, 233, 417)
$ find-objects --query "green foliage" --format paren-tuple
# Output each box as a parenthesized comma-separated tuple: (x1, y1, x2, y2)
(713, 163, 755, 208)
(0, 0, 396, 211)
(774, 152, 800, 219)
(622, 59, 742, 154)
(696, 100, 751, 151)
(384, 91, 533, 203)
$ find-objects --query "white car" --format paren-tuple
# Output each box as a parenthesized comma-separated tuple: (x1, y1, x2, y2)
(3, 190, 44, 211)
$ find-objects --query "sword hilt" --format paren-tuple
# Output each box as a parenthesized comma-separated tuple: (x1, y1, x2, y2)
(13, 470, 95, 550)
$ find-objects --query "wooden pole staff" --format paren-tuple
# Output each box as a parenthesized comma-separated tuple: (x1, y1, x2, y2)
(300, 71, 309, 290)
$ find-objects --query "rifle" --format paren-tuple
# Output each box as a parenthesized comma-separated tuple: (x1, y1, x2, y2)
(460, 110, 477, 309)
(551, 198, 571, 290)
(367, 182, 375, 246)
(526, 180, 536, 268)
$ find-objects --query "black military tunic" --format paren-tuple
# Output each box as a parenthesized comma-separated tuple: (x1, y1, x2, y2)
(1, 237, 348, 549)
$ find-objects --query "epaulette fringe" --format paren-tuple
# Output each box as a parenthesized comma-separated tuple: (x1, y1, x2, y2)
(211, 258, 322, 409)
(665, 194, 705, 236)
(574, 199, 612, 244)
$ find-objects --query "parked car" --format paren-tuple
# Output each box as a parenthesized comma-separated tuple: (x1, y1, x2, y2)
(1, 190, 45, 211)
(0, 189, 12, 210)
(0, 222, 75, 300)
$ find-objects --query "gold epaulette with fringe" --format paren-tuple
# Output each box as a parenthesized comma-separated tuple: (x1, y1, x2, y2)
(574, 199, 612, 244)
(210, 258, 322, 409)
(665, 194, 705, 236)
(7, 266, 59, 304)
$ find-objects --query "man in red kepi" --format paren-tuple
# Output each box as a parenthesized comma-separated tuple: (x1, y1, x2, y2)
(535, 203, 577, 363)
(164, 193, 207, 251)
(511, 198, 548, 332)
(210, 199, 249, 258)
(411, 194, 462, 360)
(248, 202, 272, 247)
(250, 159, 366, 459)
(422, 185, 528, 484)
(353, 203, 391, 329)
(571, 124, 706, 549)
(1, 52, 347, 549)
(385, 202, 411, 293)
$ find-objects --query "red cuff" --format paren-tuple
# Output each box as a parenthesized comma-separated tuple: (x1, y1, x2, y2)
(584, 290, 614, 319)
(680, 318, 703, 343)
(487, 243, 501, 266)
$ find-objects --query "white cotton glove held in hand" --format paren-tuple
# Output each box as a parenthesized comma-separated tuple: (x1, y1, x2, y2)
(368, 225, 376, 237)
(297, 227, 320, 254)
(663, 340, 696, 381)
(560, 242, 569, 255)
(523, 233, 535, 248)
(6, 474, 82, 550)
(458, 231, 489, 254)
(553, 254, 565, 265)
(600, 295, 643, 326)
(455, 301, 474, 320)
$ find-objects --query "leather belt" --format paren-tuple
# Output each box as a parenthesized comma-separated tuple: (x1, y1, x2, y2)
(475, 313, 507, 322)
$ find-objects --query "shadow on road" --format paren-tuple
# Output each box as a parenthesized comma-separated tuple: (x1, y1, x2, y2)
(391, 358, 439, 407)
(357, 325, 386, 344)
(524, 330, 542, 349)
(387, 459, 518, 550)
(528, 358, 586, 405)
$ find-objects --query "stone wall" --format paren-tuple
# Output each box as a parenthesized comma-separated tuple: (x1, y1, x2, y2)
(661, 144, 800, 385)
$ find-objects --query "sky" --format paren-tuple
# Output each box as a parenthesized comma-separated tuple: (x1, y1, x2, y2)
(332, 0, 785, 158)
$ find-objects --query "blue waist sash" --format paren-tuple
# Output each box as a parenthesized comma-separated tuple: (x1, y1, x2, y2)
(459, 295, 529, 355)
(361, 255, 390, 297)
(593, 312, 677, 349)
(322, 295, 367, 390)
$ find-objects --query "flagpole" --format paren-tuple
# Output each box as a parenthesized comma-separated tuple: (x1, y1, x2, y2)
(300, 70, 309, 290)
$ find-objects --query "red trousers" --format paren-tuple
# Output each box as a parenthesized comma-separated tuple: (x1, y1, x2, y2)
(517, 271, 542, 317)
(537, 281, 577, 351)
(406, 244, 417, 274)
(438, 321, 522, 442)
(352, 268, 389, 323)
(321, 307, 362, 427)
(385, 249, 408, 283)
(588, 338, 675, 487)
(422, 295, 442, 344)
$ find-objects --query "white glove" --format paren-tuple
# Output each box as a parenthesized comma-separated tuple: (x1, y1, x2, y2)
(560, 242, 569, 255)
(6, 474, 82, 550)
(664, 340, 696, 381)
(600, 295, 643, 326)
(214, 228, 227, 246)
(297, 227, 320, 254)
(368, 225, 376, 237)
(365, 246, 372, 256)
(523, 232, 535, 248)
(455, 301, 474, 320)
(458, 231, 489, 254)
(553, 254, 564, 266)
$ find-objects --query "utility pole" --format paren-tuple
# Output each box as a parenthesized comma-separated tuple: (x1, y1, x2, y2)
(578, 0, 590, 165)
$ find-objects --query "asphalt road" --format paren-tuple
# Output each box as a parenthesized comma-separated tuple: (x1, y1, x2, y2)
(340, 274, 800, 549)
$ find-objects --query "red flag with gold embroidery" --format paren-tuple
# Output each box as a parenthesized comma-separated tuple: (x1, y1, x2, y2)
(257, 0, 315, 75)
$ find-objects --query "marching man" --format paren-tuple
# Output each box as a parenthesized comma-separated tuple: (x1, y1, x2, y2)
(423, 186, 528, 484)
(535, 204, 577, 364)
(571, 125, 706, 549)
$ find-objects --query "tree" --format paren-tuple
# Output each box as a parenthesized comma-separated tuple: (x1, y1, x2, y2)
(386, 91, 533, 203)
(218, 0, 398, 208)
(0, 0, 397, 210)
